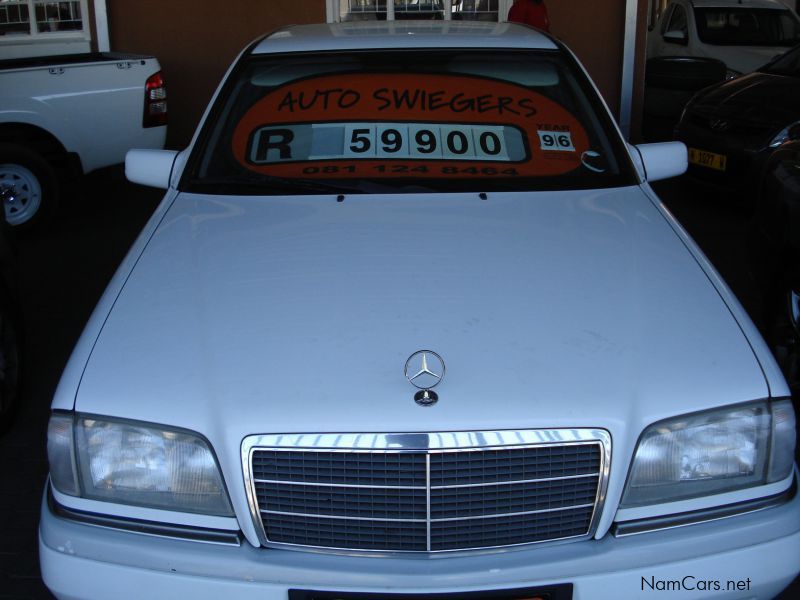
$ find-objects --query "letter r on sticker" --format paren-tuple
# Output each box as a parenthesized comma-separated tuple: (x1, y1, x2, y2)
(252, 128, 295, 163)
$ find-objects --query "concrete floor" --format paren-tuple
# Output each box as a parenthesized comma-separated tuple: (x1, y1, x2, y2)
(0, 168, 797, 598)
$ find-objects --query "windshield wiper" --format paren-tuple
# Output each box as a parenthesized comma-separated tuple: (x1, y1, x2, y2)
(186, 175, 362, 196)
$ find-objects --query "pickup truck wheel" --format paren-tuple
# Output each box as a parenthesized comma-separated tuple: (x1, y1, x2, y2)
(0, 299, 20, 432)
(0, 144, 57, 229)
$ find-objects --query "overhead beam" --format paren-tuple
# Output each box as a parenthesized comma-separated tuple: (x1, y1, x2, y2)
(620, 0, 639, 140)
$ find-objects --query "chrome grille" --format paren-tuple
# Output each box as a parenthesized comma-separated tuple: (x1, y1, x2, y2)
(243, 430, 610, 554)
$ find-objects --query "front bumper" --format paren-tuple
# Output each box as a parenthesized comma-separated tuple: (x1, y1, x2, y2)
(40, 480, 800, 600)
(674, 122, 769, 192)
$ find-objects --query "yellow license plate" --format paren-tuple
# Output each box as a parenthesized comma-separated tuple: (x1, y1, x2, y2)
(688, 148, 727, 171)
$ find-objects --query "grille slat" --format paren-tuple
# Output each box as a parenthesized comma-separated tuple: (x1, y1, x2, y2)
(431, 477, 600, 519)
(430, 445, 602, 486)
(252, 450, 427, 486)
(264, 513, 428, 551)
(256, 482, 427, 520)
(431, 472, 598, 489)
(431, 506, 594, 551)
(250, 440, 604, 552)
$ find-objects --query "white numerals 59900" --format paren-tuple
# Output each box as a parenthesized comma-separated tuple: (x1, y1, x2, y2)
(342, 123, 511, 161)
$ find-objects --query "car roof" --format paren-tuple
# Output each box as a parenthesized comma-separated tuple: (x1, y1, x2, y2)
(251, 21, 558, 55)
(689, 0, 789, 9)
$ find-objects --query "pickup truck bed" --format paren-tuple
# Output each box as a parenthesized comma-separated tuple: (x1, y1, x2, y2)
(0, 52, 166, 227)
(0, 51, 155, 70)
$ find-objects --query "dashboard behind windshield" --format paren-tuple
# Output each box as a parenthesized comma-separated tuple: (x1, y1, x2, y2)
(185, 49, 636, 195)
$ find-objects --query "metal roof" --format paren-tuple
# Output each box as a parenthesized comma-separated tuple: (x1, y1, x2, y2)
(251, 21, 558, 55)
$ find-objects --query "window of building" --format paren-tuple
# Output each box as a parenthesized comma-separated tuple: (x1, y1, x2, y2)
(453, 0, 499, 21)
(0, 0, 91, 58)
(331, 0, 509, 22)
(1, 0, 88, 39)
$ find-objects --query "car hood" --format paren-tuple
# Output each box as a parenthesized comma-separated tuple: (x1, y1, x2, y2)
(691, 72, 800, 127)
(75, 187, 767, 440)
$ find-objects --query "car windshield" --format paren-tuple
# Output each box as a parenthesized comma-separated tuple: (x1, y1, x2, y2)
(763, 44, 800, 75)
(694, 7, 800, 46)
(185, 49, 635, 195)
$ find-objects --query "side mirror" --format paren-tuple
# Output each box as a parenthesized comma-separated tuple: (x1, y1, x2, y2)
(125, 149, 179, 189)
(663, 30, 688, 45)
(634, 141, 687, 182)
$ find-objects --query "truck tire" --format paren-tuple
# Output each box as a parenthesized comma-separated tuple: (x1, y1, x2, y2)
(0, 143, 58, 229)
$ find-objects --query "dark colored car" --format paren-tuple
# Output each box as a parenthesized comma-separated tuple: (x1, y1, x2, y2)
(0, 214, 20, 431)
(675, 43, 800, 192)
(642, 56, 726, 142)
(750, 140, 800, 392)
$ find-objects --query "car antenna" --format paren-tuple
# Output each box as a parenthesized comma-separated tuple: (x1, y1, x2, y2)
(337, 194, 345, 203)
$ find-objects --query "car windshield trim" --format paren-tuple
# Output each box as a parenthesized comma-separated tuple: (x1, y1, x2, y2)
(185, 175, 366, 196)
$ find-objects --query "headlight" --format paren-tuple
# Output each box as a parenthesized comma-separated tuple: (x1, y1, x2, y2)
(47, 414, 234, 516)
(769, 121, 800, 148)
(620, 400, 796, 508)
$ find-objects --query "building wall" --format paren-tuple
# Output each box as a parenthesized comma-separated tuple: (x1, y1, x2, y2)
(107, 0, 326, 146)
(548, 0, 626, 118)
(107, 0, 631, 147)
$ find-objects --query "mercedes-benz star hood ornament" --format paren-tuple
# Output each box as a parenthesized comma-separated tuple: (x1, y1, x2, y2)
(405, 350, 445, 406)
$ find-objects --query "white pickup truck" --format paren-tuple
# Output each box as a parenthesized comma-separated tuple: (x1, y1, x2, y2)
(0, 52, 167, 228)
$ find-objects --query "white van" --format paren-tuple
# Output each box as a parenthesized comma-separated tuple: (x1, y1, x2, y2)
(648, 0, 800, 77)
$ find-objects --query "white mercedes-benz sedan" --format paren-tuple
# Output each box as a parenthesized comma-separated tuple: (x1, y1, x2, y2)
(39, 21, 799, 600)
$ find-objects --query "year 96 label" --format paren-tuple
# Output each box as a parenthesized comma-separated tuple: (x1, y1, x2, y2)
(537, 130, 575, 152)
